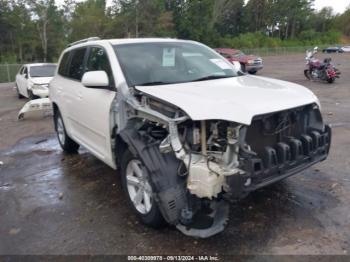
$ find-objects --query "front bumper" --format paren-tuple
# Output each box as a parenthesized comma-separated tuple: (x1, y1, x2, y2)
(225, 125, 331, 198)
(246, 64, 263, 72)
(32, 88, 49, 98)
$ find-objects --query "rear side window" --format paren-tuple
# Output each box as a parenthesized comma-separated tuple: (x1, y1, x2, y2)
(86, 47, 114, 86)
(58, 52, 70, 77)
(68, 48, 87, 80)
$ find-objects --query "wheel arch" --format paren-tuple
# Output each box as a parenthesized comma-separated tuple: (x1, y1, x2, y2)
(112, 125, 128, 168)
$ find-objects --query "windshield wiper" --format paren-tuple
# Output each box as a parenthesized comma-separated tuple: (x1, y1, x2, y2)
(137, 81, 171, 86)
(192, 75, 233, 82)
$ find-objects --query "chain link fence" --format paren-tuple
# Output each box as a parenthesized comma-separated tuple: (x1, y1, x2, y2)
(0, 64, 22, 83)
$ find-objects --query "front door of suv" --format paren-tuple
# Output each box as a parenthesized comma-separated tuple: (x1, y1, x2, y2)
(72, 45, 117, 167)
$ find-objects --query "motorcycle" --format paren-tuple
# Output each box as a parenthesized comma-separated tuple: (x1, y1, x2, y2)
(304, 47, 341, 83)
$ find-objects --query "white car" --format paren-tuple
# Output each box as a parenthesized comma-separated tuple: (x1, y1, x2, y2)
(341, 46, 350, 52)
(50, 37, 331, 238)
(15, 63, 56, 99)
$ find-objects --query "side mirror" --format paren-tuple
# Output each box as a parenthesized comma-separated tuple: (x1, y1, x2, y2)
(232, 61, 242, 72)
(82, 71, 109, 88)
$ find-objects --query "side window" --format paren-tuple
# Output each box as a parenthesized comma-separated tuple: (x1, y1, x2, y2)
(68, 48, 87, 80)
(221, 53, 231, 59)
(86, 47, 114, 86)
(58, 52, 70, 77)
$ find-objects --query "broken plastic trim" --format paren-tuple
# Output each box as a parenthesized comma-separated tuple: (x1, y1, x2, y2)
(176, 200, 229, 238)
(18, 98, 53, 120)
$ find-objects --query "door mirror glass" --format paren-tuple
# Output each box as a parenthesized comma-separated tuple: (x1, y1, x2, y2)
(82, 71, 109, 88)
(232, 61, 242, 72)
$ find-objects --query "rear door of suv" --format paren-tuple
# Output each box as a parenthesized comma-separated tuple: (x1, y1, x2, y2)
(58, 47, 88, 139)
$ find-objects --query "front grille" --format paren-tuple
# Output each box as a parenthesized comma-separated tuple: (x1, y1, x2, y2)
(242, 105, 330, 182)
(253, 59, 262, 65)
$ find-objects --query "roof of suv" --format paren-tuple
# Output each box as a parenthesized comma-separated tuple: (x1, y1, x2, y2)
(65, 38, 195, 51)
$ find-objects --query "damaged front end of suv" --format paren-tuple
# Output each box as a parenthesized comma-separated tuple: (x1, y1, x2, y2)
(110, 40, 331, 238)
(117, 87, 331, 238)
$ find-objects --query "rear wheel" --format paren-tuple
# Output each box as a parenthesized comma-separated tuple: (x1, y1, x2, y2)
(304, 69, 311, 80)
(54, 110, 80, 153)
(248, 70, 257, 75)
(121, 150, 165, 228)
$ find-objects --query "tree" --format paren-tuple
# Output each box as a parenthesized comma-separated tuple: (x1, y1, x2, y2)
(69, 0, 111, 41)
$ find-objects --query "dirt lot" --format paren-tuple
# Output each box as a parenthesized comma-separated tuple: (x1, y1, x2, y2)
(1, 53, 350, 255)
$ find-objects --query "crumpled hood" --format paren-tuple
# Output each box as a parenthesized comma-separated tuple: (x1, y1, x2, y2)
(30, 77, 53, 85)
(135, 75, 318, 125)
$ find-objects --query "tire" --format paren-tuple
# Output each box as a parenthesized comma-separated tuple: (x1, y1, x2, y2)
(327, 78, 335, 84)
(121, 149, 165, 228)
(248, 70, 257, 75)
(15, 84, 24, 99)
(304, 69, 311, 80)
(54, 110, 80, 153)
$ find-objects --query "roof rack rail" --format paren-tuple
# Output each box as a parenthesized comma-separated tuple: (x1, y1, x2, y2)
(67, 37, 101, 47)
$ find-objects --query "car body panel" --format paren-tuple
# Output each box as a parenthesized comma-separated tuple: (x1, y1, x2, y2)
(136, 75, 318, 125)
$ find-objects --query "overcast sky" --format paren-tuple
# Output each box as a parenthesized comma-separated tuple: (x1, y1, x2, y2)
(313, 0, 349, 14)
(56, 0, 350, 14)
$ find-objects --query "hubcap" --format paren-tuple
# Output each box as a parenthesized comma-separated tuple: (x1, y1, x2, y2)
(126, 160, 153, 214)
(56, 116, 65, 145)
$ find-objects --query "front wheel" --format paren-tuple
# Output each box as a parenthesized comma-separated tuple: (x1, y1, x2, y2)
(121, 150, 165, 228)
(54, 110, 80, 153)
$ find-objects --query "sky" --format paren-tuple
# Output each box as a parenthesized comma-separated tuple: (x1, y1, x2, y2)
(313, 0, 349, 14)
(56, 0, 350, 14)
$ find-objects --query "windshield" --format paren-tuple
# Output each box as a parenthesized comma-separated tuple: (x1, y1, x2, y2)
(29, 65, 56, 78)
(232, 51, 245, 57)
(113, 42, 237, 86)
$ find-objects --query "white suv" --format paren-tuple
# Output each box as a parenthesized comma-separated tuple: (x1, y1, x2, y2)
(50, 37, 331, 238)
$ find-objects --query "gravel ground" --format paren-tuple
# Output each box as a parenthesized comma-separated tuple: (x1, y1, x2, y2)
(0, 53, 350, 256)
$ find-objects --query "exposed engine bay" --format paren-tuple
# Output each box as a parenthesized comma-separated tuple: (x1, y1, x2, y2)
(118, 93, 331, 238)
